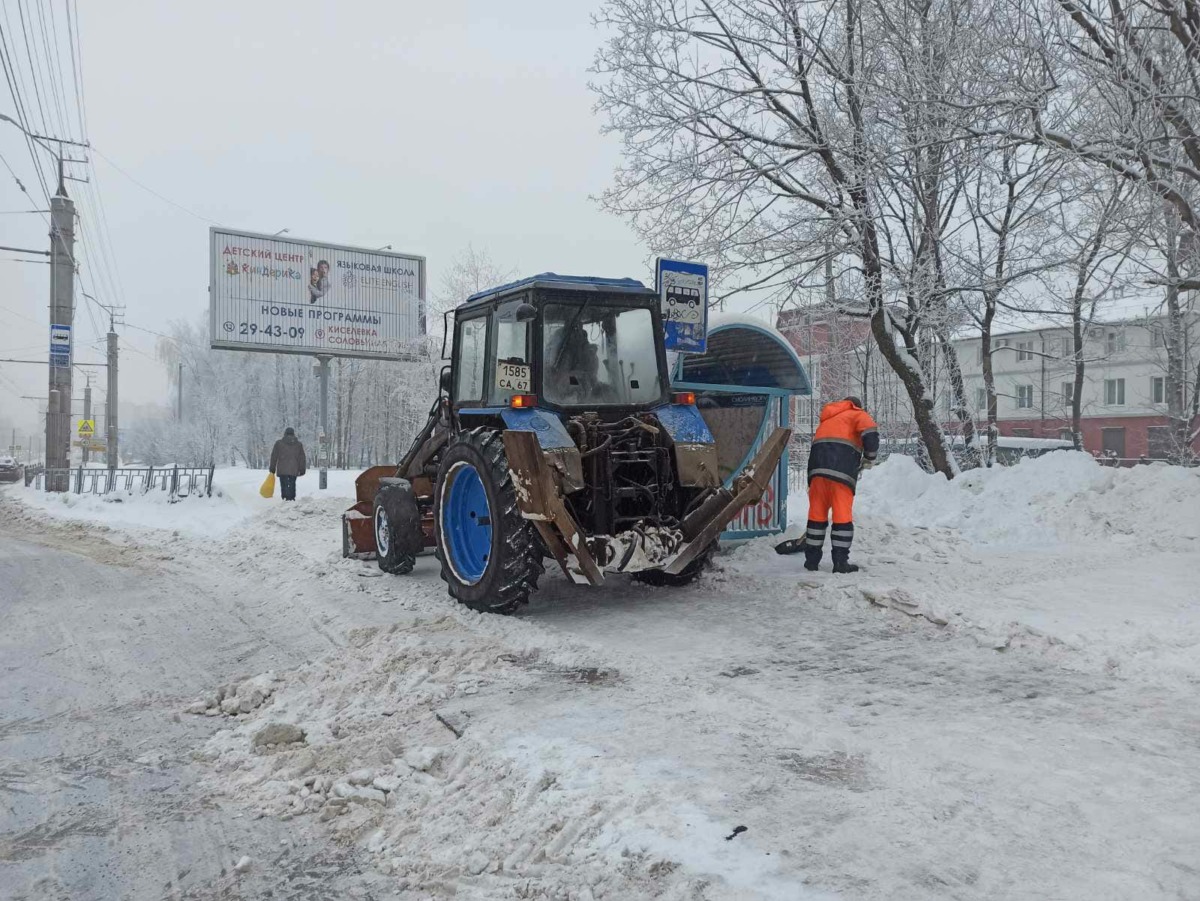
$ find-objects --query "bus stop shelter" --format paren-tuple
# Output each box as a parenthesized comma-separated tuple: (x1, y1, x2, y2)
(672, 315, 811, 540)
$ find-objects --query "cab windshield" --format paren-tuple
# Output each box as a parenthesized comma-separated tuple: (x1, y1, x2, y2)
(542, 303, 664, 406)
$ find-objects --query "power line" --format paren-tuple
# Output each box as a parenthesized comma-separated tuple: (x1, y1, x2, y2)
(32, 0, 69, 144)
(56, 8, 127, 309)
(0, 302, 43, 327)
(13, 1, 49, 137)
(0, 149, 30, 197)
(92, 146, 220, 225)
(65, 0, 85, 139)
(0, 9, 52, 204)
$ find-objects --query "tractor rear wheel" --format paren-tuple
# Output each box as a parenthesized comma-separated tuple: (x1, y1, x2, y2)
(434, 428, 542, 614)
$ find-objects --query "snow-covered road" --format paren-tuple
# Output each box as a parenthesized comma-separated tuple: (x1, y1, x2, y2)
(526, 557, 1200, 899)
(0, 517, 403, 900)
(2, 455, 1198, 900)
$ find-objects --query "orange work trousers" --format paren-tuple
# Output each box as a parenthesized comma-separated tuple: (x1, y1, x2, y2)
(807, 477, 854, 524)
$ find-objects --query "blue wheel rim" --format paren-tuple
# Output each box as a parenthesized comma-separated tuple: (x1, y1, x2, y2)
(442, 462, 492, 585)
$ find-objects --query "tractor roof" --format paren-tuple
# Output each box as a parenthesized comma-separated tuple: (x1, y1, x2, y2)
(461, 273, 654, 309)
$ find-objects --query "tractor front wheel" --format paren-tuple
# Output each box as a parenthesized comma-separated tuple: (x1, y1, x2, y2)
(434, 428, 542, 614)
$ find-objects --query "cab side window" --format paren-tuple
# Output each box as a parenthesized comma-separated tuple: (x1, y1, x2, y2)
(455, 316, 487, 403)
(490, 307, 531, 405)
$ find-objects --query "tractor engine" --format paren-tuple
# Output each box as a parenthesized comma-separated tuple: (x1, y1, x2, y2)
(565, 414, 682, 535)
(559, 413, 706, 572)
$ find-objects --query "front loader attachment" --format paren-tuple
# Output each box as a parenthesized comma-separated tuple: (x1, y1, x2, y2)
(502, 427, 792, 584)
(503, 430, 606, 586)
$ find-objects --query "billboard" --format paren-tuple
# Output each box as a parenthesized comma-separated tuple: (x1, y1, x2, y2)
(209, 228, 426, 360)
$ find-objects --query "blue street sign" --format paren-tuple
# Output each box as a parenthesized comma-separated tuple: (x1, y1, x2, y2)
(49, 323, 71, 366)
(655, 258, 708, 354)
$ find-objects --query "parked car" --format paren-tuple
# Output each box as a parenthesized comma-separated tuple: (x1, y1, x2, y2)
(0, 455, 24, 483)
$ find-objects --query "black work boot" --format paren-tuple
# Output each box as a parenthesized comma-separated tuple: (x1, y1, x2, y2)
(831, 549, 859, 574)
(804, 520, 827, 571)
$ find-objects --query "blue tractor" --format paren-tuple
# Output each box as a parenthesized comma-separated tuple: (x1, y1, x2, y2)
(343, 274, 790, 614)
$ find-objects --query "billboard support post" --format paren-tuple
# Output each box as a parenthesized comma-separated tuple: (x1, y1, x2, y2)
(317, 355, 330, 490)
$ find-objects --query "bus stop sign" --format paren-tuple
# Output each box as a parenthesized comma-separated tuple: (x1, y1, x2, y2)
(656, 258, 708, 354)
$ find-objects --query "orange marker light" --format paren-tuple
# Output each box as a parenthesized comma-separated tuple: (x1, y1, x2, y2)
(510, 394, 537, 409)
(672, 391, 696, 406)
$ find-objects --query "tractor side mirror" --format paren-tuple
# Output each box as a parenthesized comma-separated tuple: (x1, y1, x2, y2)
(439, 367, 452, 396)
(514, 303, 537, 322)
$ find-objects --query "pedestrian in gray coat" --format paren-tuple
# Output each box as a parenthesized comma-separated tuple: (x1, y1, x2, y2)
(270, 428, 307, 501)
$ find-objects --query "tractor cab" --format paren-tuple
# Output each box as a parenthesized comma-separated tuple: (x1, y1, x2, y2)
(448, 274, 670, 415)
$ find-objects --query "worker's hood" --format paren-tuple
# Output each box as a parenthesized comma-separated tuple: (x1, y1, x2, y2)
(819, 399, 859, 421)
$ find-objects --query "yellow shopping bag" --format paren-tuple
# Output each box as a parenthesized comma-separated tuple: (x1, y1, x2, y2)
(259, 472, 276, 498)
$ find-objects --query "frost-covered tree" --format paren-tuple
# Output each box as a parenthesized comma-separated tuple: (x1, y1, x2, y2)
(592, 0, 1015, 477)
(431, 245, 517, 321)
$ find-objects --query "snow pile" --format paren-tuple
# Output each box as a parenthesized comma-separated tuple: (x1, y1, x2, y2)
(185, 671, 283, 717)
(195, 618, 733, 899)
(857, 452, 1200, 550)
(8, 467, 359, 540)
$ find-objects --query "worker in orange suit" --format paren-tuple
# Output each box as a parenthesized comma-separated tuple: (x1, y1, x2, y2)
(804, 397, 878, 573)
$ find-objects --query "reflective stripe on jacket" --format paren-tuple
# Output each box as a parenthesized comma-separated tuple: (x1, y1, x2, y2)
(806, 400, 879, 493)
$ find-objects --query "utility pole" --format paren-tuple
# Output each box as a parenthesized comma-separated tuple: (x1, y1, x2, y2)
(47, 390, 62, 488)
(107, 318, 118, 469)
(82, 376, 92, 464)
(177, 362, 183, 421)
(45, 159, 75, 489)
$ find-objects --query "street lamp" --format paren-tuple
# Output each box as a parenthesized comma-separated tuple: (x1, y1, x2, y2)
(376, 244, 392, 251)
(0, 112, 89, 149)
(274, 228, 290, 236)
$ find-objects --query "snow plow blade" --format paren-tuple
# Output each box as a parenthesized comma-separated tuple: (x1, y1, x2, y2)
(664, 426, 792, 575)
(503, 426, 791, 584)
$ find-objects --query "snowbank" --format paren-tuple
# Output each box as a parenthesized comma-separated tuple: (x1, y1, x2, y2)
(6, 467, 360, 539)
(773, 452, 1200, 685)
(855, 452, 1200, 550)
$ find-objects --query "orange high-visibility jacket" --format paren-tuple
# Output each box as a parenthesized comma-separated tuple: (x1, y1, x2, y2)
(806, 400, 879, 492)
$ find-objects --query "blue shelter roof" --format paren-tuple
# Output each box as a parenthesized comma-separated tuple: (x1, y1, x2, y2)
(677, 316, 811, 394)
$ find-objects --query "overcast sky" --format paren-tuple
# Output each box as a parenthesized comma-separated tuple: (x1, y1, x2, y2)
(0, 1, 648, 437)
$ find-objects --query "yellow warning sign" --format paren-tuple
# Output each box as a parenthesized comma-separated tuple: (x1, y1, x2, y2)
(77, 419, 95, 438)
